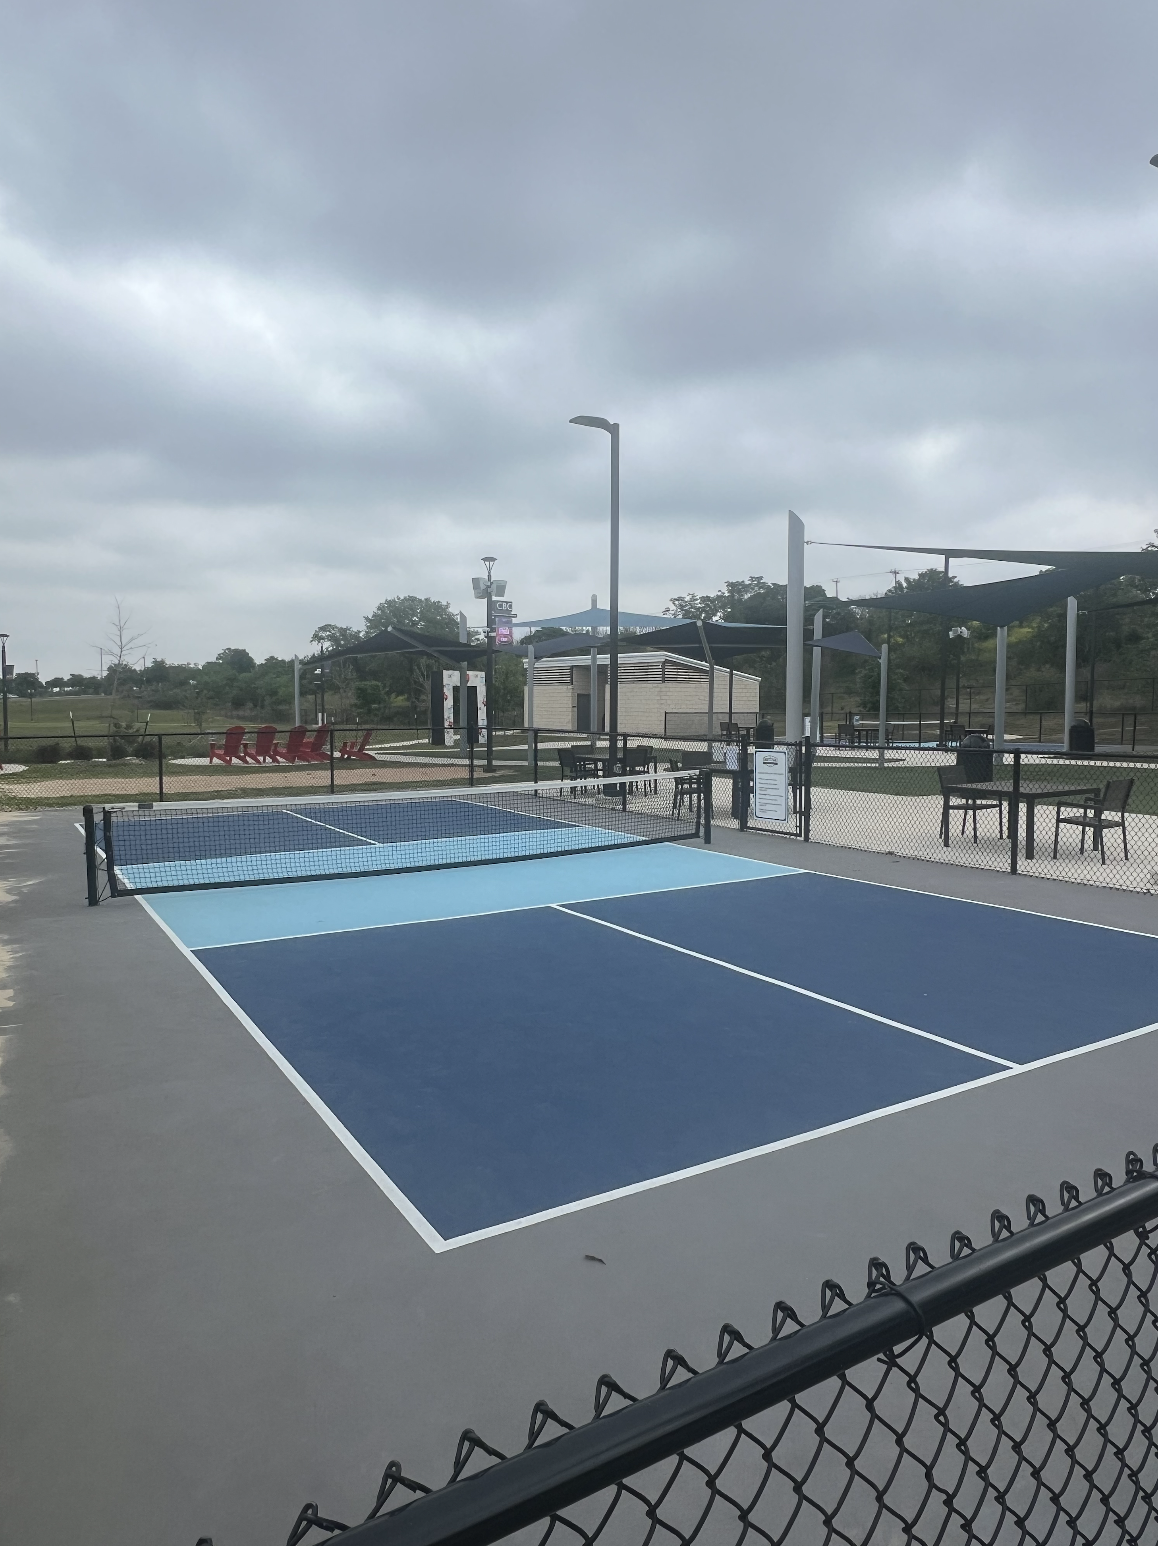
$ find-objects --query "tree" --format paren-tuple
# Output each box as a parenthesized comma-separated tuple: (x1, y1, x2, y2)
(96, 598, 151, 701)
(216, 647, 256, 674)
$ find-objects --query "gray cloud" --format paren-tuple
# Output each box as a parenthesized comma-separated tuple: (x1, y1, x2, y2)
(1, 0, 1156, 674)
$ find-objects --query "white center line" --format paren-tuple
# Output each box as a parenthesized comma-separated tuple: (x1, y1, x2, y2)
(552, 904, 1017, 1069)
(283, 809, 383, 845)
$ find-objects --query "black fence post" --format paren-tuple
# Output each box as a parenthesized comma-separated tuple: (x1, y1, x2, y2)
(532, 729, 539, 785)
(328, 727, 336, 794)
(802, 738, 813, 842)
(739, 731, 750, 831)
(1009, 748, 1021, 875)
(157, 733, 165, 802)
(83, 805, 99, 906)
(101, 807, 119, 898)
(702, 767, 711, 844)
(469, 738, 475, 787)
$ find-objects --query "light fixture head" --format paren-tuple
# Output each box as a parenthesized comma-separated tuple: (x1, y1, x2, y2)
(569, 415, 613, 433)
(1151, 154, 1158, 167)
(472, 577, 488, 598)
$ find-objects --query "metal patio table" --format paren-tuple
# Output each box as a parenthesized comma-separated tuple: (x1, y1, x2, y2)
(943, 777, 1102, 860)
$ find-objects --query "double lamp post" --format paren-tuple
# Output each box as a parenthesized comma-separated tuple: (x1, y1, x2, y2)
(569, 415, 620, 770)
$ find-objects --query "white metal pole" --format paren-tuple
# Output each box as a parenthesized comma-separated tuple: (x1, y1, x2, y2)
(809, 608, 824, 742)
(526, 643, 535, 766)
(994, 625, 1008, 762)
(785, 511, 805, 741)
(1063, 594, 1078, 750)
(877, 642, 889, 767)
(293, 655, 301, 725)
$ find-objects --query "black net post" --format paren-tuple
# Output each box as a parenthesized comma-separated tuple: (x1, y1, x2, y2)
(101, 807, 119, 897)
(157, 733, 164, 802)
(1009, 747, 1021, 874)
(83, 805, 100, 906)
(329, 727, 336, 795)
(802, 737, 813, 841)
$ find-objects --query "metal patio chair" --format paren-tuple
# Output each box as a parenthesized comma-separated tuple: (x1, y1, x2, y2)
(937, 765, 1005, 845)
(1052, 777, 1134, 863)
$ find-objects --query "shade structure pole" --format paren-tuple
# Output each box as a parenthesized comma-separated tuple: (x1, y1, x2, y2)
(525, 643, 535, 766)
(785, 511, 805, 741)
(1063, 595, 1078, 750)
(608, 422, 620, 772)
(293, 655, 301, 726)
(809, 608, 824, 743)
(877, 641, 889, 767)
(994, 625, 1008, 762)
(460, 660, 470, 755)
(589, 645, 599, 745)
(696, 620, 716, 755)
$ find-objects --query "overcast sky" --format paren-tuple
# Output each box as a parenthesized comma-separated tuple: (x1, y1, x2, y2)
(2, 1, 1157, 676)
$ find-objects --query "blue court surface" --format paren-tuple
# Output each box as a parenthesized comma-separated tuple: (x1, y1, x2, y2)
(144, 842, 1158, 1249)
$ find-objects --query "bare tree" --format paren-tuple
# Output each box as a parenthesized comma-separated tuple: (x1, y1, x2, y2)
(93, 599, 151, 705)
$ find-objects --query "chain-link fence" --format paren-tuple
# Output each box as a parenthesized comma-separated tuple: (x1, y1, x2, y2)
(803, 742, 1158, 895)
(196, 1150, 1158, 1546)
(0, 726, 533, 809)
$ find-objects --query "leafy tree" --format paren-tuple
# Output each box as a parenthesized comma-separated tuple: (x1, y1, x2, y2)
(216, 647, 256, 674)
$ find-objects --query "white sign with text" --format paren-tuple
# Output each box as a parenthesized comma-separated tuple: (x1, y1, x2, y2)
(752, 748, 790, 822)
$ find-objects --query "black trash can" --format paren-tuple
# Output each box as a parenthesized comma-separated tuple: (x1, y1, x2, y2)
(754, 719, 775, 748)
(1069, 718, 1095, 754)
(957, 733, 993, 783)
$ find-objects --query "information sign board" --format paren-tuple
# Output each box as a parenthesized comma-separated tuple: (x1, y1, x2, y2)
(753, 748, 789, 822)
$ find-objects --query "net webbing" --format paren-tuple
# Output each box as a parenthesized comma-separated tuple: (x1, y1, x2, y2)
(96, 771, 704, 893)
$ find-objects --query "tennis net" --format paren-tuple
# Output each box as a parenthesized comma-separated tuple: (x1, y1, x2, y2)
(85, 769, 706, 896)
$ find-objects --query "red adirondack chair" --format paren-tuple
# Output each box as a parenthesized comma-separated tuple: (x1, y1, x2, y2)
(270, 726, 308, 763)
(295, 726, 332, 763)
(208, 725, 248, 765)
(243, 725, 278, 764)
(338, 730, 375, 760)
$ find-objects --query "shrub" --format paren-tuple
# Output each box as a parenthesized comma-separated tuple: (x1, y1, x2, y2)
(70, 744, 95, 761)
(31, 742, 63, 764)
(107, 737, 130, 761)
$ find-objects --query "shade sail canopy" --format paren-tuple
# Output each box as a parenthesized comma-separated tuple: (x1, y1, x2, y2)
(627, 620, 786, 660)
(624, 619, 878, 661)
(812, 542, 1158, 577)
(811, 629, 881, 660)
(519, 605, 686, 630)
(305, 625, 488, 665)
(848, 563, 1121, 627)
(499, 632, 605, 659)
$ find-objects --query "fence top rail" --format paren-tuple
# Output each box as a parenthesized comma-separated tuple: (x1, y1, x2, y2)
(332, 1156, 1158, 1546)
(96, 767, 707, 816)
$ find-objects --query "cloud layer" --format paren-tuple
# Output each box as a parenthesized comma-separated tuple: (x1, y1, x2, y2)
(2, 0, 1157, 673)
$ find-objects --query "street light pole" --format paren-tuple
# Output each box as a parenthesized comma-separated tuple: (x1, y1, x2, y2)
(483, 556, 496, 770)
(570, 416, 620, 771)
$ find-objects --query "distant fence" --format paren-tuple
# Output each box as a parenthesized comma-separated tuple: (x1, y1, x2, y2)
(200, 1150, 1158, 1546)
(0, 727, 531, 810)
(664, 710, 758, 738)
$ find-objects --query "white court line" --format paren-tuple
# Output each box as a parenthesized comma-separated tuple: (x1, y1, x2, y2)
(191, 864, 796, 950)
(283, 809, 383, 845)
(135, 897, 445, 1252)
(137, 893, 1158, 1253)
(775, 857, 1158, 943)
(552, 904, 1016, 1069)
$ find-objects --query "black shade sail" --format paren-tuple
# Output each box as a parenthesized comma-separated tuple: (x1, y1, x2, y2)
(847, 564, 1122, 627)
(304, 626, 488, 666)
